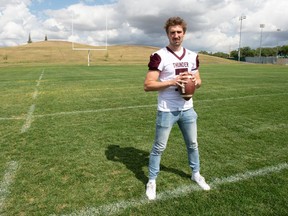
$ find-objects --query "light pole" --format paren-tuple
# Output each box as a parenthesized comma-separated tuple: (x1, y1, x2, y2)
(238, 15, 246, 61)
(259, 24, 265, 59)
(276, 29, 281, 57)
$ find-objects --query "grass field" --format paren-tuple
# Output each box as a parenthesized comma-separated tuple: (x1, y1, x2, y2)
(0, 63, 288, 216)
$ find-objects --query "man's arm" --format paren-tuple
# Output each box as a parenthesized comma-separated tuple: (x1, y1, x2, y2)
(144, 70, 179, 92)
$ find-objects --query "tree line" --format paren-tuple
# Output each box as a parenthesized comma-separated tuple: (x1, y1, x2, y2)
(199, 45, 288, 59)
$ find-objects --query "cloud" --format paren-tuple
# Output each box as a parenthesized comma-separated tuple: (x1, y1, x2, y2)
(0, 1, 39, 46)
(0, 0, 287, 53)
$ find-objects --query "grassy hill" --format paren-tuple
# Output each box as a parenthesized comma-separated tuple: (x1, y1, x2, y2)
(0, 41, 236, 66)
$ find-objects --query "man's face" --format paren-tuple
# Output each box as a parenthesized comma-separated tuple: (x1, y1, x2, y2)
(167, 25, 185, 47)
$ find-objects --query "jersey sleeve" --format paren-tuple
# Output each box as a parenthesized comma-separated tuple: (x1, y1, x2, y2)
(148, 53, 161, 71)
(191, 55, 200, 72)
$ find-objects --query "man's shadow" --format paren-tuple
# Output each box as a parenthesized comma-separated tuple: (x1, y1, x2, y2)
(105, 145, 190, 185)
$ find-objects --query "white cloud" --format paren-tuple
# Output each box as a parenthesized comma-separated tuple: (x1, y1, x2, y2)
(0, 1, 40, 46)
(0, 0, 287, 53)
(0, 0, 32, 7)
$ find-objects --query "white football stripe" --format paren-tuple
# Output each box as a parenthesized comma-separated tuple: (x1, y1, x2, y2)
(0, 92, 286, 121)
(0, 161, 19, 213)
(20, 104, 35, 133)
(55, 162, 288, 216)
(20, 70, 45, 133)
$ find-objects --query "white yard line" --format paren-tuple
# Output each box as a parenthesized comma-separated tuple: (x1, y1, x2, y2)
(32, 89, 39, 100)
(0, 92, 286, 122)
(36, 70, 44, 87)
(56, 162, 288, 216)
(20, 70, 44, 133)
(33, 92, 288, 119)
(20, 104, 35, 133)
(0, 117, 25, 121)
(34, 104, 157, 118)
(197, 92, 287, 103)
(0, 161, 19, 213)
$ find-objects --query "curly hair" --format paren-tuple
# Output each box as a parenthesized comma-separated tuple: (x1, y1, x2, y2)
(164, 16, 187, 34)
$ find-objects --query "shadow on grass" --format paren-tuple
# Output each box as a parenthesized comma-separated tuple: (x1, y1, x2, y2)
(105, 145, 190, 185)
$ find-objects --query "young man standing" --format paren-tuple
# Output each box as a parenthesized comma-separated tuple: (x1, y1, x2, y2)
(144, 16, 210, 200)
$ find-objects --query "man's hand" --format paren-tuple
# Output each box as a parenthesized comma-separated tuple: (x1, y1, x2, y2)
(176, 72, 200, 88)
(176, 72, 193, 87)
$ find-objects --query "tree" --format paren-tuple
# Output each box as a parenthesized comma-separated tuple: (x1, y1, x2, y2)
(230, 50, 238, 59)
(44, 34, 48, 41)
(229, 45, 288, 59)
(279, 45, 288, 57)
(27, 33, 32, 43)
(241, 46, 256, 57)
(213, 52, 229, 58)
(255, 47, 275, 57)
(198, 51, 210, 55)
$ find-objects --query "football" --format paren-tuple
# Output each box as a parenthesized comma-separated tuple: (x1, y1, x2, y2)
(177, 76, 196, 100)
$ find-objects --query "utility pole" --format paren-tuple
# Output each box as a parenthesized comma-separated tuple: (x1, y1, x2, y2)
(259, 24, 265, 60)
(238, 15, 246, 61)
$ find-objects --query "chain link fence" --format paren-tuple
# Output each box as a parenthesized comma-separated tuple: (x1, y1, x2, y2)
(245, 57, 288, 65)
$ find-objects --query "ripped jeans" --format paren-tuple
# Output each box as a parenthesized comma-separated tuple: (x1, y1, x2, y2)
(148, 108, 200, 180)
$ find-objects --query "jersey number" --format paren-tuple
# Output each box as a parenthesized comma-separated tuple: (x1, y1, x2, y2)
(175, 68, 188, 75)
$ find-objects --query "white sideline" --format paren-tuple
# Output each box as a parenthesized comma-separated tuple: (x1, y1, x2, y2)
(0, 161, 19, 213)
(56, 162, 288, 216)
(20, 70, 44, 133)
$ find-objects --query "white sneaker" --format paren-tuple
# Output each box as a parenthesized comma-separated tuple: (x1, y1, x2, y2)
(192, 173, 211, 191)
(146, 181, 156, 200)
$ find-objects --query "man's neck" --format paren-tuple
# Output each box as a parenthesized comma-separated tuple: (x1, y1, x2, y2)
(168, 44, 182, 52)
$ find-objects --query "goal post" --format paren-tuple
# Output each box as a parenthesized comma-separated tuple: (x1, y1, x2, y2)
(71, 13, 108, 66)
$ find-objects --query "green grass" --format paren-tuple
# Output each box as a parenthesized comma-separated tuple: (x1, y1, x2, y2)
(0, 64, 288, 216)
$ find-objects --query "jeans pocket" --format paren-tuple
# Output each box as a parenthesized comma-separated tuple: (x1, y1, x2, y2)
(156, 111, 172, 128)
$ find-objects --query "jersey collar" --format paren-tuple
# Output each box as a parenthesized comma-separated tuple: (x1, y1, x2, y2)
(166, 46, 186, 60)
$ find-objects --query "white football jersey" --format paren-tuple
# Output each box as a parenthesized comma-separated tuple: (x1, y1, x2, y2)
(148, 46, 199, 112)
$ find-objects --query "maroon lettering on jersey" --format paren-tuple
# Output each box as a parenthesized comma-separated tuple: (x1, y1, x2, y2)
(173, 62, 189, 68)
(175, 68, 188, 75)
(148, 53, 161, 71)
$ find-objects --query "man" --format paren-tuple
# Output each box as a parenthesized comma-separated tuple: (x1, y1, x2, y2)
(144, 16, 210, 200)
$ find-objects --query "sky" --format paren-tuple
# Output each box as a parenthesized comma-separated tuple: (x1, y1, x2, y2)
(0, 0, 287, 53)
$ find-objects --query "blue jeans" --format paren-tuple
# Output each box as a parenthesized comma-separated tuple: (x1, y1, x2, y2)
(148, 108, 200, 180)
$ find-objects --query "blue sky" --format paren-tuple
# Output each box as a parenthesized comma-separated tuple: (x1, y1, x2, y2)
(29, 0, 113, 11)
(30, 0, 79, 10)
(0, 0, 287, 52)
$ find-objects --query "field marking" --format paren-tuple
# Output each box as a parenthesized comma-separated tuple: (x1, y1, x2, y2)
(0, 92, 286, 121)
(197, 92, 287, 103)
(36, 70, 44, 87)
(20, 104, 35, 133)
(20, 70, 44, 133)
(56, 162, 288, 216)
(32, 89, 39, 100)
(0, 116, 25, 121)
(34, 104, 157, 118)
(34, 92, 287, 119)
(0, 161, 19, 213)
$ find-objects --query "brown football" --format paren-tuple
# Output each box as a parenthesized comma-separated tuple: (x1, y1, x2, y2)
(177, 76, 196, 100)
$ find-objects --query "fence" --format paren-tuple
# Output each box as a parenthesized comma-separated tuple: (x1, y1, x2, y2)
(245, 57, 288, 65)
